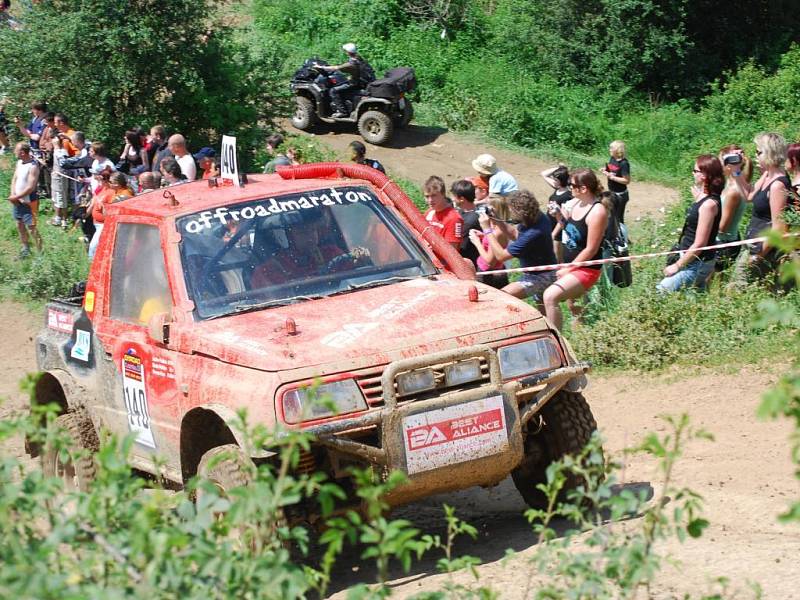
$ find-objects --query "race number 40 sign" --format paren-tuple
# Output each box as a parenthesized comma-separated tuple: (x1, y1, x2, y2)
(220, 135, 242, 187)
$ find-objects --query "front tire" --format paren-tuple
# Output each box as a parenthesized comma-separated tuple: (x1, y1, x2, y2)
(511, 391, 599, 510)
(358, 110, 394, 145)
(196, 444, 253, 502)
(41, 413, 99, 492)
(291, 96, 317, 131)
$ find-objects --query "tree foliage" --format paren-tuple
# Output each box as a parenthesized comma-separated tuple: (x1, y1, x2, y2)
(0, 0, 283, 162)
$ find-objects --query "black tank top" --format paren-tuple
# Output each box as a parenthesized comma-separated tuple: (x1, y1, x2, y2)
(751, 175, 790, 222)
(679, 194, 722, 261)
(563, 202, 603, 269)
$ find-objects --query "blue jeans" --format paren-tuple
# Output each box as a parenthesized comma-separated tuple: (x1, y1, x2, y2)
(657, 258, 716, 293)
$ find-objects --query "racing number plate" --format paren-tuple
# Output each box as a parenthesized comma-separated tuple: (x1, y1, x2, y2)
(402, 395, 508, 475)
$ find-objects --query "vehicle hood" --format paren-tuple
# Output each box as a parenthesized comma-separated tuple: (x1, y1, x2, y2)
(188, 277, 544, 373)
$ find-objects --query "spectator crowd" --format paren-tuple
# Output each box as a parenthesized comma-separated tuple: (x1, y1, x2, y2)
(5, 98, 798, 332)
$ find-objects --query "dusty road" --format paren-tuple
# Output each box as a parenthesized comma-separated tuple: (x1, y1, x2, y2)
(287, 121, 680, 222)
(1, 300, 796, 598)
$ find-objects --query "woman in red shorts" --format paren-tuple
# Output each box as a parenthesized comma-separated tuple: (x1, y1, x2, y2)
(543, 168, 608, 331)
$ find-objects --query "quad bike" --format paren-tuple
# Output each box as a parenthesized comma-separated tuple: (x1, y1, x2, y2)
(290, 58, 416, 146)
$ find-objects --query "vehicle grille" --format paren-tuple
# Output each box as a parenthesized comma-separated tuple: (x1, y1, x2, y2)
(355, 357, 491, 408)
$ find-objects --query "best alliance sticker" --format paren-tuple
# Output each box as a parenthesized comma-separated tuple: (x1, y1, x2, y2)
(402, 395, 508, 475)
(121, 348, 156, 448)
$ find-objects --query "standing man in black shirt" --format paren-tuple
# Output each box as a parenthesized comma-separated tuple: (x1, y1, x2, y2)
(602, 140, 631, 223)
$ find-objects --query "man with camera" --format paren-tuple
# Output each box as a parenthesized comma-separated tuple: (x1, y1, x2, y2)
(14, 101, 48, 150)
(49, 114, 78, 226)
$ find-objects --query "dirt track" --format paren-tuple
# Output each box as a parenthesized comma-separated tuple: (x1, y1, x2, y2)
(288, 121, 679, 222)
(2, 127, 798, 598)
(1, 300, 796, 597)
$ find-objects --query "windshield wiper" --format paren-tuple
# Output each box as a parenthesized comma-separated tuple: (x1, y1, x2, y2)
(205, 294, 323, 319)
(347, 275, 420, 291)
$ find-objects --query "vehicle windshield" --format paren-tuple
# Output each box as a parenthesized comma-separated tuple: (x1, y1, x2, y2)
(177, 186, 438, 319)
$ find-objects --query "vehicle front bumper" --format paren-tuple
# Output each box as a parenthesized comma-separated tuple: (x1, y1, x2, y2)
(305, 344, 590, 505)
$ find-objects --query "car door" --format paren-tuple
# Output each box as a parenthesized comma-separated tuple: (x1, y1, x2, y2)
(91, 219, 183, 474)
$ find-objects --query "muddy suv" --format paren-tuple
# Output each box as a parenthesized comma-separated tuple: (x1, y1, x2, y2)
(30, 163, 598, 513)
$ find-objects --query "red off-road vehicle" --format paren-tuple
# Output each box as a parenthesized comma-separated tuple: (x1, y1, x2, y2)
(29, 163, 598, 512)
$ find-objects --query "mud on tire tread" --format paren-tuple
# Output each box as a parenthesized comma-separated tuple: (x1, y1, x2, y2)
(42, 412, 99, 492)
(291, 96, 317, 131)
(511, 391, 599, 510)
(358, 110, 394, 145)
(196, 444, 252, 500)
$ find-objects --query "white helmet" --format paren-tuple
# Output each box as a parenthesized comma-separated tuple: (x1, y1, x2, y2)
(342, 42, 357, 54)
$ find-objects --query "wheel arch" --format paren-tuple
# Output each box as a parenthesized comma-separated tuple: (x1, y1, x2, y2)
(356, 99, 392, 117)
(26, 370, 72, 457)
(179, 404, 273, 484)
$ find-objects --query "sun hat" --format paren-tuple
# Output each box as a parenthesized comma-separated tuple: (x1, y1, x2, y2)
(468, 176, 489, 191)
(471, 154, 498, 176)
(342, 42, 357, 54)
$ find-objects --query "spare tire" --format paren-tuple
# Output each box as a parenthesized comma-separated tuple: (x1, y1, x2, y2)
(358, 110, 394, 145)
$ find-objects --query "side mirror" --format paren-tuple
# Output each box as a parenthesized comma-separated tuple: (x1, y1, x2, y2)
(146, 312, 170, 346)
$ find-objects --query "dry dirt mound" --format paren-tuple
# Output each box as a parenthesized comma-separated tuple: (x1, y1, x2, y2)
(287, 122, 679, 222)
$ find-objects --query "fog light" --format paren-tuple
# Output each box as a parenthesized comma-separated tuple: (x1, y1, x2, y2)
(396, 368, 436, 396)
(444, 359, 482, 386)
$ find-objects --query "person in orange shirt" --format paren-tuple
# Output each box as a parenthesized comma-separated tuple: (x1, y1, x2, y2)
(87, 172, 132, 260)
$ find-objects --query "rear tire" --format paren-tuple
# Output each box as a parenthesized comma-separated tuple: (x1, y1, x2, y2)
(291, 96, 317, 131)
(511, 391, 599, 510)
(358, 110, 394, 145)
(41, 413, 98, 493)
(397, 99, 413, 128)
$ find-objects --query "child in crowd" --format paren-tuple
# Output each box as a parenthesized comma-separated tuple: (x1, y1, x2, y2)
(602, 140, 631, 223)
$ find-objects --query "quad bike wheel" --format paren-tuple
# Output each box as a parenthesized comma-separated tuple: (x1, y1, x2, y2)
(41, 412, 99, 493)
(397, 99, 414, 128)
(511, 390, 600, 510)
(358, 110, 394, 145)
(291, 96, 317, 131)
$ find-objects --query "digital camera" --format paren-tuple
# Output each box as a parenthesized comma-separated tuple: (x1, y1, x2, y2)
(722, 153, 743, 166)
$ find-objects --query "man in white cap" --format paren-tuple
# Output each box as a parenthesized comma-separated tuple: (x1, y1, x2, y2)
(319, 42, 372, 118)
(471, 153, 518, 197)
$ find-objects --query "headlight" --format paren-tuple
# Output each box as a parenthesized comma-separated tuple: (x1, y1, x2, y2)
(396, 368, 436, 396)
(281, 379, 367, 424)
(498, 338, 561, 379)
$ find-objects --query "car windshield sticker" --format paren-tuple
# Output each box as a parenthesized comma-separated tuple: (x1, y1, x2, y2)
(180, 187, 375, 234)
(70, 330, 91, 362)
(122, 348, 156, 448)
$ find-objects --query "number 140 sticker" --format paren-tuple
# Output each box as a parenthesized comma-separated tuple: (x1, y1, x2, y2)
(122, 348, 156, 448)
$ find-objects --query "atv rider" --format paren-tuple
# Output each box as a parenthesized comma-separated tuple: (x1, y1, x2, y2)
(318, 43, 371, 118)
